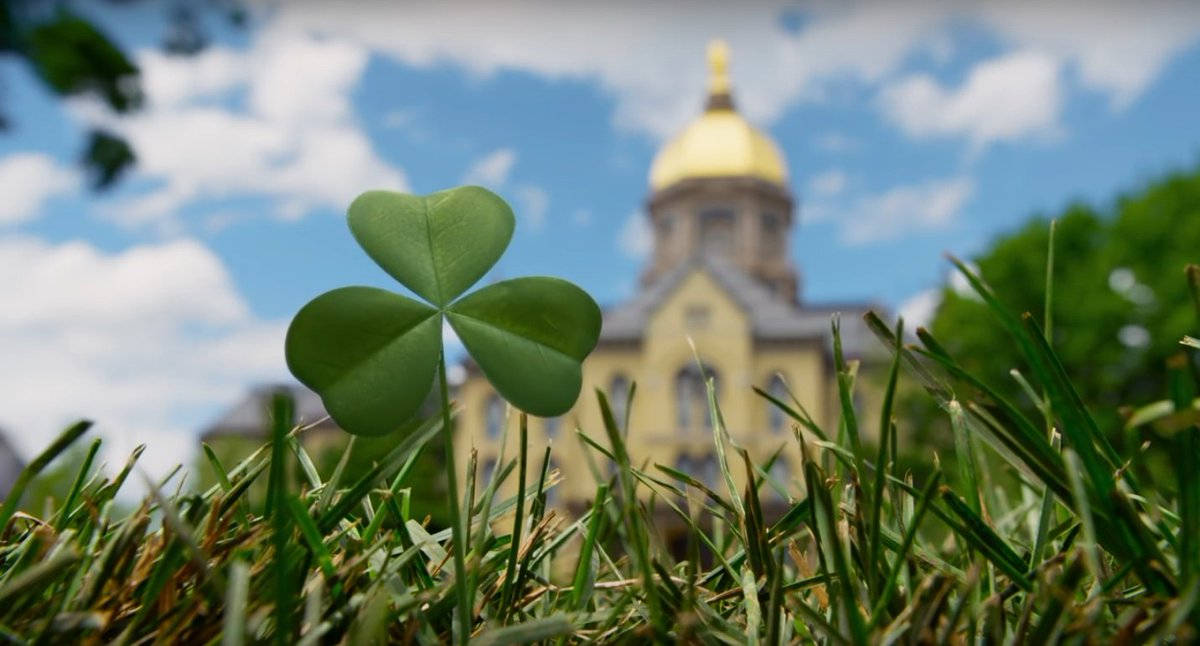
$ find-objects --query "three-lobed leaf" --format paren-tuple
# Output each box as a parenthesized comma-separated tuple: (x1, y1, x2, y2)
(285, 186, 600, 436)
(448, 277, 601, 417)
(348, 187, 514, 306)
(285, 287, 440, 436)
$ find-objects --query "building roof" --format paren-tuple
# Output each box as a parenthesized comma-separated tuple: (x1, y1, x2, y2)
(600, 256, 882, 358)
(0, 431, 23, 497)
(200, 383, 338, 441)
(648, 40, 788, 192)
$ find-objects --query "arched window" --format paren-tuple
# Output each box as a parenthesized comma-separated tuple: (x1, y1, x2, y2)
(480, 457, 497, 485)
(609, 374, 630, 425)
(766, 374, 788, 433)
(761, 213, 785, 258)
(674, 453, 694, 476)
(676, 364, 718, 433)
(700, 208, 735, 259)
(545, 459, 561, 507)
(767, 458, 790, 499)
(698, 453, 718, 487)
(484, 395, 504, 439)
(675, 452, 717, 486)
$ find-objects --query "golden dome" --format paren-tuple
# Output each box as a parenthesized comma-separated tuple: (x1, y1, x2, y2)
(648, 41, 789, 191)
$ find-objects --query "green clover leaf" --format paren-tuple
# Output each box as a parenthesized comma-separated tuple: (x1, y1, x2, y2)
(284, 186, 602, 436)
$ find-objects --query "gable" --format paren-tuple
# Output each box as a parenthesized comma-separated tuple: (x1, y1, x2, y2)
(645, 267, 750, 345)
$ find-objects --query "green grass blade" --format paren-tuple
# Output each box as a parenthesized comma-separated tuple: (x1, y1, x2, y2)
(570, 485, 608, 612)
(286, 494, 337, 582)
(948, 401, 982, 515)
(222, 561, 250, 646)
(869, 317, 903, 596)
(53, 437, 100, 531)
(435, 351, 471, 646)
(472, 614, 573, 646)
(499, 413, 530, 622)
(596, 388, 665, 638)
(268, 392, 297, 644)
(869, 471, 941, 626)
(317, 435, 357, 514)
(317, 410, 447, 532)
(804, 458, 867, 645)
(752, 385, 829, 443)
(0, 420, 91, 533)
(938, 488, 1031, 590)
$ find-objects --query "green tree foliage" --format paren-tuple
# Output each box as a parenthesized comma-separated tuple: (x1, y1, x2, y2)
(0, 1, 243, 188)
(924, 165, 1200, 444)
(0, 2, 141, 187)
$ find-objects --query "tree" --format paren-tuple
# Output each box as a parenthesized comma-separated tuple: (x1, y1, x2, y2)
(917, 164, 1200, 449)
(0, 0, 243, 188)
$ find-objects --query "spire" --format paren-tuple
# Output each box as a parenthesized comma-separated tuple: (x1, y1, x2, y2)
(705, 39, 735, 111)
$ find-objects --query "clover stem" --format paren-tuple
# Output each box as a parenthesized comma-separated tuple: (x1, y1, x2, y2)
(439, 348, 471, 645)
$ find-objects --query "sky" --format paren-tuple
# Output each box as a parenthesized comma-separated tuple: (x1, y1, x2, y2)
(2, 1, 1200, 478)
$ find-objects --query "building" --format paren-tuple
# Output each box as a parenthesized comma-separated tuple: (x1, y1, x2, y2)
(201, 383, 340, 442)
(0, 431, 24, 498)
(455, 41, 879, 510)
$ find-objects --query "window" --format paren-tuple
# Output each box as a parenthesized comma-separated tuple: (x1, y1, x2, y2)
(766, 458, 791, 500)
(698, 453, 718, 487)
(766, 374, 788, 433)
(676, 364, 718, 433)
(674, 454, 690, 474)
(655, 215, 673, 239)
(761, 213, 784, 257)
(675, 453, 717, 487)
(609, 374, 630, 426)
(480, 457, 497, 485)
(543, 416, 561, 439)
(700, 208, 735, 258)
(684, 304, 710, 330)
(545, 459, 561, 507)
(485, 395, 504, 439)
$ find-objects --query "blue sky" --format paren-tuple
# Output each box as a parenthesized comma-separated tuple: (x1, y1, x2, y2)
(2, 1, 1199, 473)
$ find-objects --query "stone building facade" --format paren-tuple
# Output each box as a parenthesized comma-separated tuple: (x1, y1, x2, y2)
(455, 41, 879, 509)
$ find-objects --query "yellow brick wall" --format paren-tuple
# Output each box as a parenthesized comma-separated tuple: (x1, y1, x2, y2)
(454, 267, 852, 509)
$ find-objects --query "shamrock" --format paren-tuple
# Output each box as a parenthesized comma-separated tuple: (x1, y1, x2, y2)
(284, 186, 602, 437)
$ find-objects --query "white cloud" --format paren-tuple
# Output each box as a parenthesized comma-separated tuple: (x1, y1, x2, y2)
(461, 148, 517, 187)
(515, 185, 550, 231)
(879, 51, 1062, 150)
(271, 2, 947, 140)
(808, 169, 848, 197)
(572, 208, 593, 227)
(74, 25, 406, 230)
(0, 236, 287, 482)
(898, 288, 941, 328)
(54, 3, 1197, 226)
(618, 210, 653, 259)
(979, 3, 1200, 109)
(456, 148, 548, 232)
(268, 2, 1200, 144)
(0, 153, 80, 225)
(841, 176, 974, 245)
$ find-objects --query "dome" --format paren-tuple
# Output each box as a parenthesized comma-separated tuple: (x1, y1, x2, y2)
(648, 41, 789, 192)
(648, 110, 788, 190)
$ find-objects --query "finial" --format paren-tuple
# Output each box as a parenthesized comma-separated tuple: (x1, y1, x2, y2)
(705, 39, 734, 111)
(707, 39, 730, 95)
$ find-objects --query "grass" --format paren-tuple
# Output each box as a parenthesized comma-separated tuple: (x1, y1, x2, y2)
(1, 251, 1199, 643)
